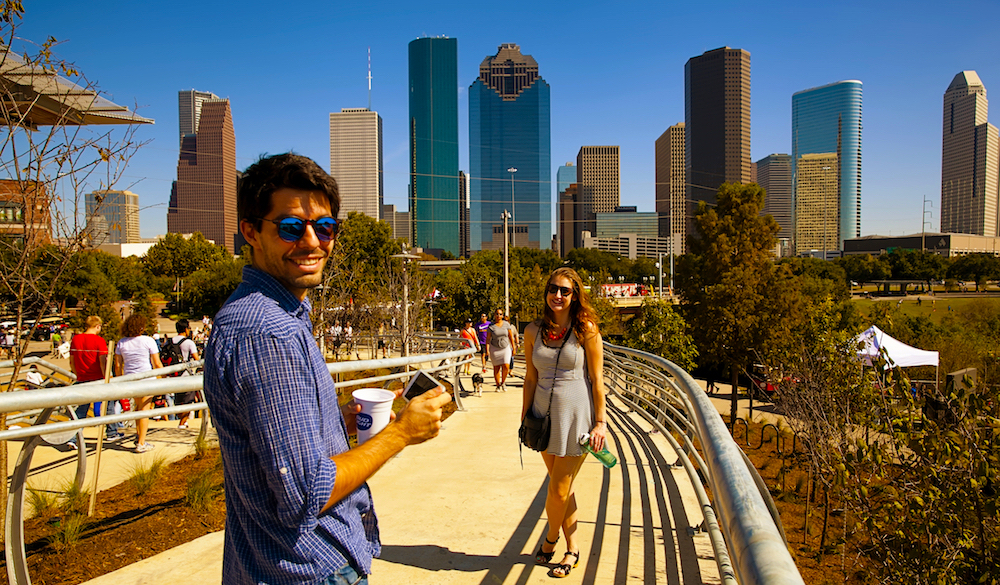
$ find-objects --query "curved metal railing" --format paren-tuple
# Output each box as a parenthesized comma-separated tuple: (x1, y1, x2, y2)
(1, 335, 802, 584)
(603, 342, 804, 585)
(0, 337, 474, 585)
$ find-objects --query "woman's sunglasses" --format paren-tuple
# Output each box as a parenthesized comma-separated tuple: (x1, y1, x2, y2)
(546, 284, 574, 297)
(258, 217, 339, 242)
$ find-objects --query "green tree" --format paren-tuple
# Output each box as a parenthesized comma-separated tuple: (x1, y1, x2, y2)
(837, 253, 891, 286)
(947, 253, 999, 291)
(183, 255, 247, 318)
(885, 248, 948, 291)
(144, 232, 229, 280)
(675, 182, 802, 424)
(622, 299, 697, 371)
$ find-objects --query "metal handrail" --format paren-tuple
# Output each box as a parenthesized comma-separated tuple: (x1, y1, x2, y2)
(1, 340, 474, 585)
(603, 342, 804, 585)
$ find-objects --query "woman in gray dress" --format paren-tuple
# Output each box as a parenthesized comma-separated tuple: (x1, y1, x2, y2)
(487, 308, 517, 391)
(521, 267, 607, 578)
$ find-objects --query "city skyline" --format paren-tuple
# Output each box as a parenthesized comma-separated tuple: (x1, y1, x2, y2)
(23, 1, 1000, 242)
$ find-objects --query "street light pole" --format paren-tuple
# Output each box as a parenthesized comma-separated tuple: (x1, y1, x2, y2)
(391, 248, 421, 357)
(503, 210, 511, 319)
(507, 167, 517, 247)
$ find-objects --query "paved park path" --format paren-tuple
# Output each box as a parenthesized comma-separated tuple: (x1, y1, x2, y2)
(69, 363, 722, 585)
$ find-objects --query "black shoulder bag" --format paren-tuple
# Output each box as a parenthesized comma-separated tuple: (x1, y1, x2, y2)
(519, 326, 571, 452)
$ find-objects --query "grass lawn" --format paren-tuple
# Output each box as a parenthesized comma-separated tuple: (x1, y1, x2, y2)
(852, 295, 1000, 325)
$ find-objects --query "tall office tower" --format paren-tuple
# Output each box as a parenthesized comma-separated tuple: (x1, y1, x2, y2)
(756, 154, 793, 241)
(556, 163, 576, 255)
(409, 37, 460, 256)
(941, 71, 1000, 236)
(178, 90, 219, 145)
(558, 183, 579, 256)
(576, 146, 620, 245)
(169, 97, 238, 253)
(381, 203, 410, 243)
(684, 47, 751, 238)
(792, 80, 863, 251)
(794, 153, 839, 256)
(470, 43, 551, 251)
(655, 123, 686, 245)
(329, 108, 383, 222)
(459, 171, 470, 258)
(86, 189, 139, 244)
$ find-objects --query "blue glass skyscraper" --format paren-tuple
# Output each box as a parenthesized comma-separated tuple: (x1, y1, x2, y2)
(792, 80, 863, 249)
(470, 44, 551, 251)
(409, 37, 459, 256)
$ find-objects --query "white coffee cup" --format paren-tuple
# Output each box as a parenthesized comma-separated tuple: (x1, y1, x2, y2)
(352, 388, 396, 445)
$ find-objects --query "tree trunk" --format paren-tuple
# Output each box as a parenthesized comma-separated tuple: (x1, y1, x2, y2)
(820, 486, 830, 556)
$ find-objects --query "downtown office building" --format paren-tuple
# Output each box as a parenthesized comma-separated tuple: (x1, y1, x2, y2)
(86, 190, 140, 245)
(168, 90, 238, 254)
(329, 108, 383, 222)
(941, 71, 999, 236)
(791, 80, 863, 254)
(684, 48, 752, 249)
(469, 43, 551, 251)
(409, 37, 460, 257)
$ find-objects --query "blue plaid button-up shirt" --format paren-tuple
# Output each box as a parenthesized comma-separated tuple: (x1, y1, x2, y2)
(204, 266, 379, 584)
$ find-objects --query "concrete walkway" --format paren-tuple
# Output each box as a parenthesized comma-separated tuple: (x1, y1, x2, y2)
(67, 364, 722, 585)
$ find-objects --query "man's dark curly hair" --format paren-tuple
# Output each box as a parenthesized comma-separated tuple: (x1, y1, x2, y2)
(237, 153, 340, 230)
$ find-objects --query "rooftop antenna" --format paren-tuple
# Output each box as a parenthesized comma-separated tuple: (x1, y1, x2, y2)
(367, 47, 372, 111)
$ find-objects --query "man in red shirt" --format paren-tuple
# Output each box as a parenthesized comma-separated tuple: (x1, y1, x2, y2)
(69, 315, 122, 440)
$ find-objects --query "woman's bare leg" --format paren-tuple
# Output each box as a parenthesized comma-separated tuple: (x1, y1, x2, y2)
(136, 396, 153, 444)
(541, 453, 586, 563)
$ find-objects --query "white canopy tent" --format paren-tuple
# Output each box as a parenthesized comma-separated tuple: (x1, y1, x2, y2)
(856, 325, 939, 388)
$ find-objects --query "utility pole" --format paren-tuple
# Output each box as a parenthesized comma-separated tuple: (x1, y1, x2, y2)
(503, 210, 511, 318)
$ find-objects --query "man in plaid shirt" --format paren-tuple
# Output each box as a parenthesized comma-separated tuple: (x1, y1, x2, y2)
(204, 154, 450, 585)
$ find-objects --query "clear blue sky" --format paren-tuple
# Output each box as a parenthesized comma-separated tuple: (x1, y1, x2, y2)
(22, 0, 1000, 240)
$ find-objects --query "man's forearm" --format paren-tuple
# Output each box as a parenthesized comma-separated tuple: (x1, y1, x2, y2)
(322, 423, 409, 512)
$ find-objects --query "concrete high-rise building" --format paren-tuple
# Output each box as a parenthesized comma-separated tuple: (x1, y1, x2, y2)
(792, 80, 863, 250)
(576, 146, 620, 245)
(470, 43, 551, 251)
(459, 171, 469, 258)
(381, 204, 410, 243)
(684, 47, 751, 236)
(941, 71, 1000, 236)
(178, 90, 219, 145)
(655, 123, 685, 244)
(756, 153, 793, 243)
(794, 153, 839, 256)
(168, 96, 237, 253)
(558, 183, 579, 256)
(409, 37, 460, 257)
(329, 107, 383, 222)
(556, 163, 576, 255)
(86, 189, 139, 245)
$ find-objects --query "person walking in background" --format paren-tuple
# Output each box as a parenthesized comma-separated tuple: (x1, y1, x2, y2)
(114, 313, 163, 453)
(459, 319, 480, 375)
(522, 267, 607, 578)
(168, 319, 201, 429)
(476, 313, 491, 373)
(378, 321, 387, 358)
(69, 316, 123, 440)
(487, 308, 517, 391)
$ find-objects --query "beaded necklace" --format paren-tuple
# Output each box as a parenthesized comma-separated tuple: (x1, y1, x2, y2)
(544, 324, 569, 342)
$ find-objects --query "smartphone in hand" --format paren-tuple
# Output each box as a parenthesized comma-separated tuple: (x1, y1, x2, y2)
(404, 370, 442, 401)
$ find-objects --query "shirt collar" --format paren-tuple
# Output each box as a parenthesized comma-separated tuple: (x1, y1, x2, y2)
(241, 265, 312, 318)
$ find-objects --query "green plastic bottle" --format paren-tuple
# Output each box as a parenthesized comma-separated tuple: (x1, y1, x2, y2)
(579, 433, 617, 468)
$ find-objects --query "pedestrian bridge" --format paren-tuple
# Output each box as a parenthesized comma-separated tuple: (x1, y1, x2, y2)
(0, 336, 803, 585)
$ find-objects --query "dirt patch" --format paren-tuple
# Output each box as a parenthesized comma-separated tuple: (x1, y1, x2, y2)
(1, 450, 225, 585)
(728, 417, 867, 584)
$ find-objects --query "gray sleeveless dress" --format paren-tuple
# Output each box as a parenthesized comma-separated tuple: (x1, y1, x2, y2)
(531, 329, 594, 457)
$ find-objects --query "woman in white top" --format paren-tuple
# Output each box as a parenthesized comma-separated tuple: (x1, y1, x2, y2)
(114, 314, 163, 453)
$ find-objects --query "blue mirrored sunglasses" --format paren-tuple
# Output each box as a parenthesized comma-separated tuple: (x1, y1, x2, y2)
(258, 216, 339, 242)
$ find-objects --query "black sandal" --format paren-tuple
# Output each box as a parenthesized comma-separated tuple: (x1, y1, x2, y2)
(550, 551, 580, 578)
(534, 537, 558, 565)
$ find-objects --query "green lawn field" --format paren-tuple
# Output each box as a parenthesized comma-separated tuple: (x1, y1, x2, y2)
(852, 295, 1000, 325)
